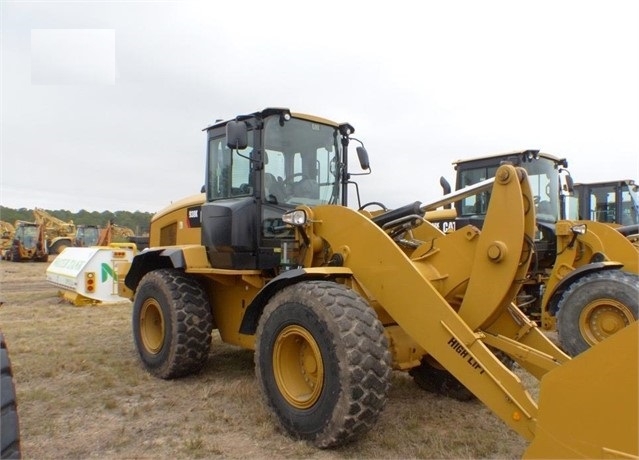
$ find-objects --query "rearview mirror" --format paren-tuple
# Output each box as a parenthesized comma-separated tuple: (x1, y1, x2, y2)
(356, 146, 370, 171)
(226, 121, 248, 150)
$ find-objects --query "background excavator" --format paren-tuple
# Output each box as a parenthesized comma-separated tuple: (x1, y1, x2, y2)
(436, 150, 639, 356)
(33, 208, 76, 254)
(32, 208, 137, 254)
(119, 108, 637, 458)
(2, 220, 48, 262)
(74, 220, 136, 247)
(0, 221, 15, 255)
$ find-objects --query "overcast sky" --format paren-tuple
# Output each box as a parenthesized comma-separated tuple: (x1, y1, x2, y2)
(1, 0, 637, 213)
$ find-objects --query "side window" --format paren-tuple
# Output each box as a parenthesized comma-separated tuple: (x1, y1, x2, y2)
(208, 137, 230, 200)
(590, 185, 616, 222)
(207, 135, 253, 200)
(230, 152, 252, 196)
(315, 146, 337, 203)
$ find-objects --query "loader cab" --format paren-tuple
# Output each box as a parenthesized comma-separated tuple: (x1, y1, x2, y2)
(75, 225, 101, 247)
(453, 151, 568, 223)
(201, 108, 357, 270)
(446, 151, 571, 270)
(568, 180, 639, 226)
(14, 223, 40, 251)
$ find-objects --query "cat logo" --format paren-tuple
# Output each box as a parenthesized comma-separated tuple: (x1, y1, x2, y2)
(436, 221, 456, 233)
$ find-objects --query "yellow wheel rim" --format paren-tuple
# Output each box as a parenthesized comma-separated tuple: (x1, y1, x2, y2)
(273, 325, 324, 409)
(579, 298, 634, 346)
(140, 299, 165, 354)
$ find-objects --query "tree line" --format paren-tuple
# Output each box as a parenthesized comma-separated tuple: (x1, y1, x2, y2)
(0, 206, 153, 236)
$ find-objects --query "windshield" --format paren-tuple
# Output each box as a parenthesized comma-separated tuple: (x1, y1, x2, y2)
(263, 116, 342, 206)
(15, 225, 38, 248)
(457, 157, 560, 222)
(77, 227, 100, 246)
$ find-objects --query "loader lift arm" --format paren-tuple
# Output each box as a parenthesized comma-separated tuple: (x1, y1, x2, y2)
(302, 164, 636, 457)
(298, 165, 569, 442)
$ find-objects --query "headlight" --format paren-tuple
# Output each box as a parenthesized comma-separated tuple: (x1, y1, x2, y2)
(571, 223, 587, 235)
(282, 209, 307, 226)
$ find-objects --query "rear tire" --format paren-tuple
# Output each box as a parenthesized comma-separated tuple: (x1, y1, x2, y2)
(556, 270, 639, 356)
(1, 333, 21, 459)
(132, 269, 213, 379)
(410, 357, 475, 401)
(255, 281, 392, 448)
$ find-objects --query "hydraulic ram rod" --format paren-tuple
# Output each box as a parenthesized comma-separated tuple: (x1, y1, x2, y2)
(420, 177, 495, 212)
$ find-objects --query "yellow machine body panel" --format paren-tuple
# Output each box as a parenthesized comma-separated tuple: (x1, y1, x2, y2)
(149, 193, 205, 247)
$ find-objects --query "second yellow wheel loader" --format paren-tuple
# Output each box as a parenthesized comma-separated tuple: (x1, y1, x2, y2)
(123, 108, 638, 457)
(437, 151, 639, 356)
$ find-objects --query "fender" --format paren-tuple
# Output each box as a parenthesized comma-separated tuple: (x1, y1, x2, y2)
(124, 245, 207, 291)
(238, 267, 353, 335)
(546, 261, 623, 315)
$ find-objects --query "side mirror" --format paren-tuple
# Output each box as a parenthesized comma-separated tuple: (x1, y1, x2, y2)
(565, 175, 574, 194)
(356, 146, 370, 171)
(226, 121, 248, 150)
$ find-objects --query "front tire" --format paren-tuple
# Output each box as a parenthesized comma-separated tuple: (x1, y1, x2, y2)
(1, 333, 21, 459)
(10, 246, 20, 263)
(50, 240, 71, 255)
(132, 269, 213, 379)
(255, 281, 392, 448)
(556, 270, 639, 356)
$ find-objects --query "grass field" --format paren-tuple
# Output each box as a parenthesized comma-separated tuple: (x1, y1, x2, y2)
(0, 258, 530, 459)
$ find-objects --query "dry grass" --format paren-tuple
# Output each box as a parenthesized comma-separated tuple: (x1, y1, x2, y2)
(0, 259, 531, 459)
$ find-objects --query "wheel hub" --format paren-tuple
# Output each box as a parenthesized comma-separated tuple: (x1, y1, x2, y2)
(273, 325, 324, 409)
(140, 299, 165, 354)
(579, 298, 634, 346)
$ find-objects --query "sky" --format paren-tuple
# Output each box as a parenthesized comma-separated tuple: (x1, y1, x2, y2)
(1, 0, 638, 213)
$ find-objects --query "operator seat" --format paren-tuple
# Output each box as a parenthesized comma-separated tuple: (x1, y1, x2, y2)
(292, 176, 319, 199)
(264, 173, 286, 204)
(537, 200, 552, 214)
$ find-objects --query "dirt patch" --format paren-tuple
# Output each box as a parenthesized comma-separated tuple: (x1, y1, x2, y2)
(0, 258, 530, 459)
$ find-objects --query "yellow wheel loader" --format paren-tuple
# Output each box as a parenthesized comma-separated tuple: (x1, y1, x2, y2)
(123, 109, 638, 457)
(438, 151, 639, 356)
